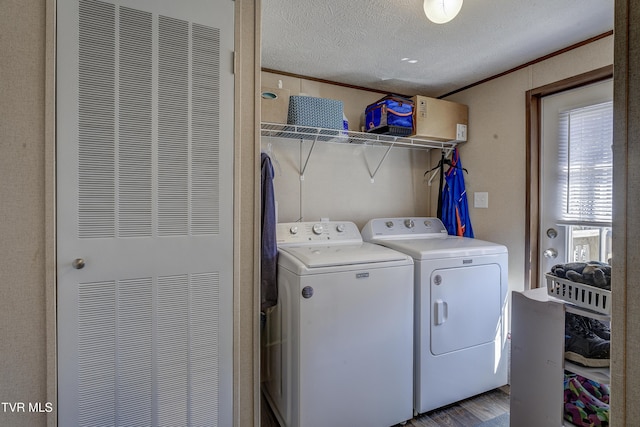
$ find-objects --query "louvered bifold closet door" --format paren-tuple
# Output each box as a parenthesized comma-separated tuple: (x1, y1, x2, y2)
(56, 0, 234, 426)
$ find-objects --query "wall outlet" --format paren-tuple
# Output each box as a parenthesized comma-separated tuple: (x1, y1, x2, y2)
(456, 124, 467, 141)
(474, 192, 489, 208)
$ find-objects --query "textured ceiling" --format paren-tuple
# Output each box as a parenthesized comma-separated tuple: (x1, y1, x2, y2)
(261, 0, 614, 97)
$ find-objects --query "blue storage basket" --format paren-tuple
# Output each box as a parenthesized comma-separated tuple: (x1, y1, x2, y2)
(287, 96, 344, 130)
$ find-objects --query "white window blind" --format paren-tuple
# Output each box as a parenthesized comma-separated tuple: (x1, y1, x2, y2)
(558, 101, 613, 224)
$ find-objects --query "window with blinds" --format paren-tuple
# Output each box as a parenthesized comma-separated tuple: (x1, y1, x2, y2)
(557, 101, 613, 225)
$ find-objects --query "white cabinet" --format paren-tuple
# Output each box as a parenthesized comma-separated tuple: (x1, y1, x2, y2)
(510, 288, 610, 427)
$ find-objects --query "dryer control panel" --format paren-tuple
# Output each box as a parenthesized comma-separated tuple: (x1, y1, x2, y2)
(361, 217, 448, 241)
(277, 221, 362, 246)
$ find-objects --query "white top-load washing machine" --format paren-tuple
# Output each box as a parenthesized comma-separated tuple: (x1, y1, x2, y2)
(361, 217, 509, 415)
(262, 221, 414, 427)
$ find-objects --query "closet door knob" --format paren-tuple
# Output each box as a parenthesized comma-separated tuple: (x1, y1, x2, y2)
(72, 258, 85, 269)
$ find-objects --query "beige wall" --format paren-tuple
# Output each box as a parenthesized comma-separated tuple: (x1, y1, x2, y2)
(442, 36, 614, 294)
(0, 1, 49, 426)
(261, 72, 432, 228)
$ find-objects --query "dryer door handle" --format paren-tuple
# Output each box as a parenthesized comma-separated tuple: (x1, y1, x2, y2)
(434, 299, 447, 325)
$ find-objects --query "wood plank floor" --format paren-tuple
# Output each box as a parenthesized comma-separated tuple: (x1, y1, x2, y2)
(261, 385, 510, 427)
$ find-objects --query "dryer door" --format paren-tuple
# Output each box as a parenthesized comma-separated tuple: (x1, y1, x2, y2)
(430, 264, 502, 355)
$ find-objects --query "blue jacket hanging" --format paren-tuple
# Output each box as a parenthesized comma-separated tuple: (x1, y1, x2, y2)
(441, 148, 474, 238)
(261, 152, 278, 311)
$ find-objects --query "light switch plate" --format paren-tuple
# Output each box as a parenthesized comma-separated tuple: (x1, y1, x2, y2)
(474, 192, 489, 208)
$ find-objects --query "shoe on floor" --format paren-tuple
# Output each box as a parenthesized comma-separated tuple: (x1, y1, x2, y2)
(587, 317, 611, 340)
(565, 313, 610, 367)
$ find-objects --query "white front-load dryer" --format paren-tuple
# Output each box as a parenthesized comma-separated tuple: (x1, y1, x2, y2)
(262, 221, 414, 427)
(361, 217, 509, 415)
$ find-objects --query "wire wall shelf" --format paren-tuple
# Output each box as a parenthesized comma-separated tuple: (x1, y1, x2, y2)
(260, 122, 460, 182)
(260, 122, 460, 151)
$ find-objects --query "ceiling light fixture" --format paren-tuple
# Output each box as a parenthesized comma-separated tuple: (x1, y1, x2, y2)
(423, 0, 463, 24)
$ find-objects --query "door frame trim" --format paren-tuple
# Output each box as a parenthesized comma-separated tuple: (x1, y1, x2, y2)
(524, 65, 613, 289)
(45, 1, 57, 426)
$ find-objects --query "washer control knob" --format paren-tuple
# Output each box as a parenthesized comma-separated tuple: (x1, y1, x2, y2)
(289, 226, 298, 235)
(336, 224, 345, 233)
(312, 223, 324, 235)
(302, 286, 314, 299)
(404, 219, 415, 229)
(385, 221, 394, 228)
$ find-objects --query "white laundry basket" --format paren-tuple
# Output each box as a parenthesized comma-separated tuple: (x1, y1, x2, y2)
(545, 273, 611, 314)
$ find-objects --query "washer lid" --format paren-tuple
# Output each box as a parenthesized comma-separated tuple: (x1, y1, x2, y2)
(379, 236, 507, 260)
(280, 242, 408, 268)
